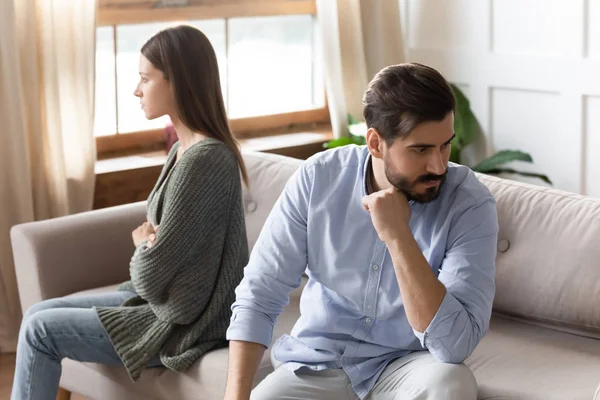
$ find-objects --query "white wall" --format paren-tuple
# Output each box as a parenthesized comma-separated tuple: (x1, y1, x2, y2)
(400, 0, 600, 197)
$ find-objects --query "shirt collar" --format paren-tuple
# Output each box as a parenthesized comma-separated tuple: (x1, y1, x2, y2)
(363, 152, 373, 196)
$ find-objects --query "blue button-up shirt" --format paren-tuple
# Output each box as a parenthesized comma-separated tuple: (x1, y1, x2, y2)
(227, 145, 498, 399)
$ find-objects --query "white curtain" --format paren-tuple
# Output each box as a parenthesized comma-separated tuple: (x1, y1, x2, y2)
(316, 0, 406, 138)
(0, 0, 96, 352)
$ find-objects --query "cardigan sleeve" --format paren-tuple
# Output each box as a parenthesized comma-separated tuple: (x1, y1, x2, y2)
(129, 142, 238, 318)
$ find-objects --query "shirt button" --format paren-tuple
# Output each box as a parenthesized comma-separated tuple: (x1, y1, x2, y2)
(367, 304, 373, 309)
(366, 317, 372, 323)
(372, 264, 379, 270)
(498, 239, 510, 253)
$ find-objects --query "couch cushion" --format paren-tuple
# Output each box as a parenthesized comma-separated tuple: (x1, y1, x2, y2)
(241, 151, 303, 252)
(466, 315, 600, 400)
(477, 174, 600, 338)
(60, 282, 304, 400)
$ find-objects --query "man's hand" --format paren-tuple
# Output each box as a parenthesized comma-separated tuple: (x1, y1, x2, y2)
(362, 188, 412, 243)
(364, 189, 447, 333)
(132, 222, 156, 247)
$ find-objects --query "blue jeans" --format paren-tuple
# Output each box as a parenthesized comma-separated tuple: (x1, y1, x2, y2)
(11, 291, 162, 400)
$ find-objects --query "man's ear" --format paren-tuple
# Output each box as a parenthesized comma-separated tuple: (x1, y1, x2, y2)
(366, 128, 385, 159)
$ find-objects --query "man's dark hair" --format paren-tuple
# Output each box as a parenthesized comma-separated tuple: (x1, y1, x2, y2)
(362, 63, 456, 145)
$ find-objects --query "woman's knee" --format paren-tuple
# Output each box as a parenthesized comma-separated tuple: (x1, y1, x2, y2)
(19, 300, 57, 343)
(16, 309, 72, 366)
(19, 309, 53, 344)
(22, 298, 63, 321)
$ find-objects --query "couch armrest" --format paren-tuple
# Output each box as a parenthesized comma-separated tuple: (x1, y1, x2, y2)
(10, 202, 147, 312)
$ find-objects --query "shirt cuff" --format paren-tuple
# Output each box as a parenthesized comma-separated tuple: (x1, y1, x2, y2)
(412, 289, 463, 347)
(226, 309, 275, 348)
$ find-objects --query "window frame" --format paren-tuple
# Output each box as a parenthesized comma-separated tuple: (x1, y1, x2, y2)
(96, 0, 329, 158)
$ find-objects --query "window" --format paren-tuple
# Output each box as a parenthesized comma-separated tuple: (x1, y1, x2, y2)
(227, 15, 324, 118)
(95, 0, 328, 155)
(95, 19, 226, 136)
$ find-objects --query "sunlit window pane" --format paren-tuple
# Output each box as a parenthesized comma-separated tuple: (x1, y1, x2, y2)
(94, 26, 116, 136)
(227, 14, 324, 118)
(95, 14, 322, 136)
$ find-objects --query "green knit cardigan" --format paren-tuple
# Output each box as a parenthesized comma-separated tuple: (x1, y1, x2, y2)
(96, 138, 248, 381)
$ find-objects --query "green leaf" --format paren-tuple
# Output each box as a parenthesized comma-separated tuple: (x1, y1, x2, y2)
(449, 135, 463, 163)
(323, 135, 365, 149)
(449, 142, 461, 163)
(472, 150, 533, 172)
(350, 134, 366, 145)
(323, 137, 355, 149)
(480, 168, 553, 185)
(451, 84, 479, 147)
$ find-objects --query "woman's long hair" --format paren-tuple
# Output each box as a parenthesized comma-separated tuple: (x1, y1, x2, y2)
(142, 25, 249, 186)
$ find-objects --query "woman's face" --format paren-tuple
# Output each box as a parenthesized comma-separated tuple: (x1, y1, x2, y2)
(133, 55, 173, 120)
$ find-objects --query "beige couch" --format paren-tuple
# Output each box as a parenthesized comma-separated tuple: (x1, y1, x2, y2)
(11, 151, 600, 400)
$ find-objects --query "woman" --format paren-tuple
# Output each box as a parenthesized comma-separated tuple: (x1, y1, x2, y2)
(12, 25, 249, 400)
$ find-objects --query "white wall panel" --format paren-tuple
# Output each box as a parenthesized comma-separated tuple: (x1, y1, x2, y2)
(586, 0, 600, 58)
(585, 96, 600, 197)
(492, 0, 567, 56)
(405, 0, 487, 51)
(491, 88, 578, 192)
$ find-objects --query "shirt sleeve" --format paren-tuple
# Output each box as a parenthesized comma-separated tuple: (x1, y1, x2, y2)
(413, 195, 499, 363)
(226, 163, 314, 348)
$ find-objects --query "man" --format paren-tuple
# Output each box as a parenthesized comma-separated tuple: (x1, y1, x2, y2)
(224, 63, 498, 400)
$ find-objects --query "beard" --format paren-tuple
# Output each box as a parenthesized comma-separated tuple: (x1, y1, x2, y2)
(384, 156, 447, 204)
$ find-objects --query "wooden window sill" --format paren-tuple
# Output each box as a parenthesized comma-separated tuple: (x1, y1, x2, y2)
(95, 128, 333, 176)
(93, 128, 333, 209)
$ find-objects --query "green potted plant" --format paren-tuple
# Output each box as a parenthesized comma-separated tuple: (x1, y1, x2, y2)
(324, 85, 552, 185)
(449, 84, 551, 184)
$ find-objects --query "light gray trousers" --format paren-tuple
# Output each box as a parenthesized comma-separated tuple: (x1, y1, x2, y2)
(251, 351, 478, 400)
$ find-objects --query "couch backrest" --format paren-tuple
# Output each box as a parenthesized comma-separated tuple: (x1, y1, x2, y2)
(478, 173, 600, 338)
(242, 151, 302, 251)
